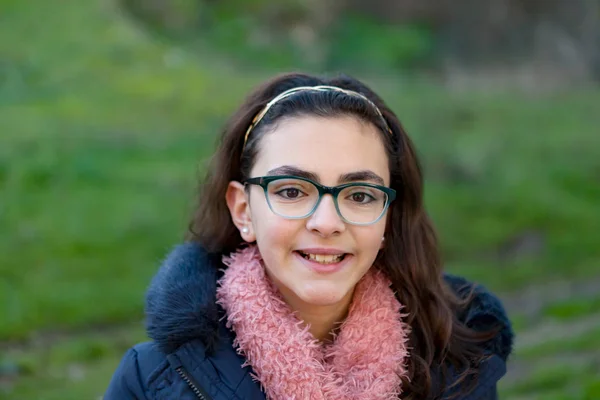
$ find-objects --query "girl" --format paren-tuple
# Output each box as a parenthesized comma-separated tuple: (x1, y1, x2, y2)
(106, 73, 513, 399)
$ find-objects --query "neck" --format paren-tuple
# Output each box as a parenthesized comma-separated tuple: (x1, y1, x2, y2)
(275, 285, 355, 342)
(298, 302, 352, 342)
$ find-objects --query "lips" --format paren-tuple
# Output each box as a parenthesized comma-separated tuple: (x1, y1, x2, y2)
(293, 248, 353, 274)
(296, 251, 347, 264)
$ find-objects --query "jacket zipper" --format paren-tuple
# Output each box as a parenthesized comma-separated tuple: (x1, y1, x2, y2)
(175, 366, 214, 400)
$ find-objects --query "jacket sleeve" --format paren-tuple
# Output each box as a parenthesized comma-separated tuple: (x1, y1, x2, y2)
(104, 347, 148, 400)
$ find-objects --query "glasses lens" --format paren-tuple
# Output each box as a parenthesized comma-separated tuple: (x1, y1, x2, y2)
(338, 185, 388, 224)
(266, 178, 319, 218)
(265, 178, 389, 224)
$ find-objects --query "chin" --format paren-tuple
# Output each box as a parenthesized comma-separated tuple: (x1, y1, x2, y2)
(297, 283, 349, 306)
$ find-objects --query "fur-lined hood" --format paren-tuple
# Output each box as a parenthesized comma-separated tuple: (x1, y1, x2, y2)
(145, 242, 513, 361)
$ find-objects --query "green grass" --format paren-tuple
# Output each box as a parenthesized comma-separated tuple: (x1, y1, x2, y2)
(517, 325, 600, 359)
(1, 0, 599, 398)
(1, 324, 147, 400)
(500, 361, 600, 399)
(543, 297, 600, 321)
(0, 0, 258, 341)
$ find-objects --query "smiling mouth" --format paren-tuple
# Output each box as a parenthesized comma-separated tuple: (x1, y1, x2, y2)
(295, 251, 348, 264)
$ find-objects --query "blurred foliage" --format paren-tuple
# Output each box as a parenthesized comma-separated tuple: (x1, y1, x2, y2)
(120, 0, 436, 71)
(326, 15, 434, 71)
(119, 0, 600, 81)
(1, 0, 599, 399)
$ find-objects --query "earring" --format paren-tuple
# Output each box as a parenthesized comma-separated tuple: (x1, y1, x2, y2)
(241, 227, 249, 234)
(381, 237, 385, 241)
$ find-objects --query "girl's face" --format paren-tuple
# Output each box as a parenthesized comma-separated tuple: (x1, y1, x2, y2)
(227, 115, 390, 309)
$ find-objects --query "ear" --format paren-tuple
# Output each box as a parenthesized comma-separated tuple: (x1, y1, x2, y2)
(225, 181, 256, 242)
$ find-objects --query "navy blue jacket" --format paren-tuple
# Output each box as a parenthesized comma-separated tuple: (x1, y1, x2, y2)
(105, 243, 513, 399)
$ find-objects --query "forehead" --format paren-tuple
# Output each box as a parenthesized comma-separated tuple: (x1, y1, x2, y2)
(251, 115, 390, 184)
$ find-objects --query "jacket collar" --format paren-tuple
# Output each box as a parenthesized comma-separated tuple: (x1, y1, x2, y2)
(145, 241, 513, 362)
(145, 242, 222, 355)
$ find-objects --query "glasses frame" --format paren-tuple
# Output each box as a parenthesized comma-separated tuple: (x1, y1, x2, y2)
(244, 175, 397, 226)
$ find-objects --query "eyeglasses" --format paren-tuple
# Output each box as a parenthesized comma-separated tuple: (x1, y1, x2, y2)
(244, 175, 396, 226)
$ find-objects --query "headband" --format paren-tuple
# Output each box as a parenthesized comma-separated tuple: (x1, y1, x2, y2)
(241, 85, 392, 152)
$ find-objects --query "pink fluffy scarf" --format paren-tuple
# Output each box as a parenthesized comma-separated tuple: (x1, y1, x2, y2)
(216, 245, 411, 400)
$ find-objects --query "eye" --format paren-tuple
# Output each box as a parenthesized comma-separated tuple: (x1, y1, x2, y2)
(349, 192, 375, 204)
(276, 188, 304, 199)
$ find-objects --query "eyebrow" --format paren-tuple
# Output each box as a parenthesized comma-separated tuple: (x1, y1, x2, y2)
(266, 165, 385, 186)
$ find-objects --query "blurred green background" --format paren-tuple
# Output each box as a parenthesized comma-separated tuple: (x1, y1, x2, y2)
(1, 0, 599, 399)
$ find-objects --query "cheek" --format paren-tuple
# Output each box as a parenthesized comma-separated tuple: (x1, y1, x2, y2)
(253, 210, 301, 250)
(253, 217, 305, 287)
(354, 223, 386, 258)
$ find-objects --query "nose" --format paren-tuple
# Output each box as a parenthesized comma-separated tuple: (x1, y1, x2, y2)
(305, 194, 346, 237)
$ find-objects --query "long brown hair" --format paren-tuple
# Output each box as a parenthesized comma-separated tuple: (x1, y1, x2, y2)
(187, 72, 494, 399)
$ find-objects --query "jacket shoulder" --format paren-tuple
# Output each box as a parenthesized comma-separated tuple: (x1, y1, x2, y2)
(146, 242, 221, 355)
(443, 274, 514, 362)
(105, 342, 168, 399)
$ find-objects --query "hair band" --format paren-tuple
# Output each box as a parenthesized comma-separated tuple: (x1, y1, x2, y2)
(241, 85, 392, 152)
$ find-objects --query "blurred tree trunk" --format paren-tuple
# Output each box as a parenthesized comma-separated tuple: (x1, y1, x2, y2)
(347, 0, 600, 83)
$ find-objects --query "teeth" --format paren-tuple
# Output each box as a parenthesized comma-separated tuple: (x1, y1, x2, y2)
(302, 253, 344, 264)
